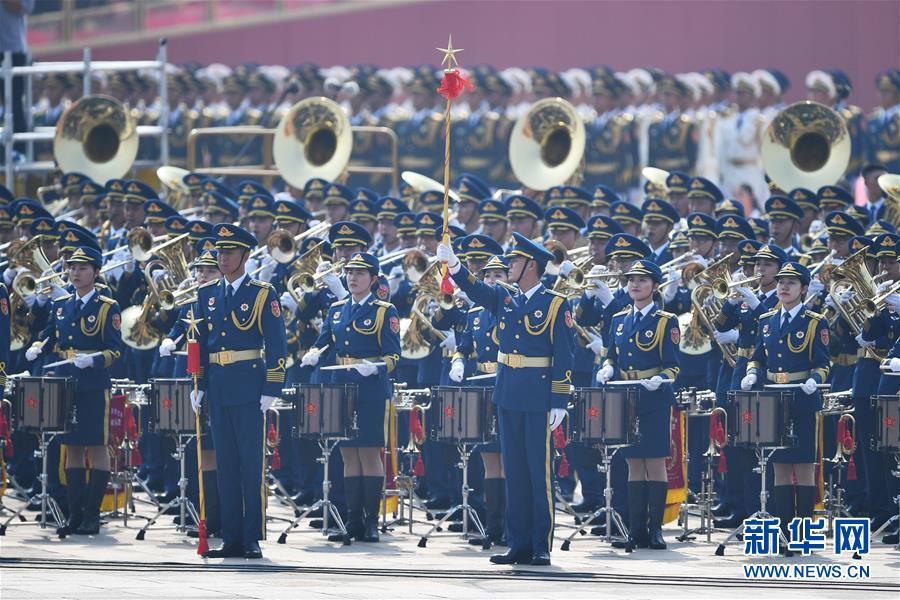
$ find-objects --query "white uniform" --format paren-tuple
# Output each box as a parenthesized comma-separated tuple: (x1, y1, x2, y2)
(717, 107, 767, 203)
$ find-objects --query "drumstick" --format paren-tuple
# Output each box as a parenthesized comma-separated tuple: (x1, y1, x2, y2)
(764, 383, 832, 389)
(603, 379, 673, 386)
(42, 351, 104, 369)
(320, 361, 386, 371)
(466, 373, 496, 381)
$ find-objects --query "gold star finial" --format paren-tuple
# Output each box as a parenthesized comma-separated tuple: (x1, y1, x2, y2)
(436, 34, 463, 69)
(182, 309, 203, 342)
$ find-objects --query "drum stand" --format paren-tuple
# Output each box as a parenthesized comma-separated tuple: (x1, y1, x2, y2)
(277, 437, 350, 546)
(135, 434, 199, 540)
(820, 453, 854, 536)
(0, 437, 27, 521)
(560, 444, 629, 551)
(871, 452, 900, 549)
(0, 431, 65, 535)
(715, 446, 788, 556)
(266, 466, 304, 523)
(677, 442, 718, 543)
(379, 450, 430, 535)
(417, 442, 487, 548)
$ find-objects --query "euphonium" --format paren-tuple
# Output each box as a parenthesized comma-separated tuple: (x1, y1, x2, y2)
(827, 247, 877, 336)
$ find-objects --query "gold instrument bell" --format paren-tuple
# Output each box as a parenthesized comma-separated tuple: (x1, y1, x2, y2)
(273, 96, 353, 190)
(877, 173, 900, 230)
(54, 95, 139, 183)
(761, 101, 850, 191)
(509, 97, 585, 190)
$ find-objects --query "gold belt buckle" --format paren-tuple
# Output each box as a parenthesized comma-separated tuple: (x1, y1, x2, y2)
(506, 354, 523, 368)
(218, 351, 233, 365)
(624, 371, 637, 381)
(774, 372, 788, 384)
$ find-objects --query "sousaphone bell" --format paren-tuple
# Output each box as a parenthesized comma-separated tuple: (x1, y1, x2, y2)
(509, 97, 585, 190)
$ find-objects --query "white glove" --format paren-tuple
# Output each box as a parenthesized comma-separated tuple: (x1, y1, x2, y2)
(737, 287, 760, 309)
(3, 267, 17, 285)
(260, 395, 278, 412)
(315, 260, 333, 274)
(353, 360, 378, 377)
(663, 279, 678, 303)
(855, 333, 875, 349)
(321, 272, 348, 300)
(449, 359, 465, 382)
(694, 256, 709, 268)
(807, 279, 825, 297)
(25, 344, 42, 362)
(73, 354, 94, 369)
(885, 293, 900, 314)
(257, 257, 277, 283)
(808, 219, 824, 236)
(740, 373, 757, 390)
(439, 329, 457, 354)
(800, 378, 818, 395)
(586, 280, 613, 307)
(889, 357, 900, 373)
(280, 291, 298, 316)
(190, 390, 204, 413)
(596, 364, 614, 384)
(388, 265, 403, 296)
(436, 243, 459, 272)
(824, 294, 837, 310)
(50, 283, 69, 301)
(714, 329, 739, 345)
(456, 290, 470, 305)
(839, 289, 853, 303)
(159, 337, 177, 357)
(586, 333, 604, 356)
(558, 260, 575, 277)
(876, 279, 893, 294)
(640, 375, 663, 391)
(300, 348, 320, 367)
(549, 408, 567, 431)
(23, 293, 37, 308)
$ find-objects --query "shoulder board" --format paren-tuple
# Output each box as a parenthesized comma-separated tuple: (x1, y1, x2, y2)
(653, 309, 676, 319)
(868, 108, 884, 121)
(613, 307, 631, 317)
(759, 308, 779, 320)
(484, 110, 501, 121)
(543, 289, 567, 298)
(332, 298, 349, 307)
(373, 300, 393, 308)
(198, 279, 219, 290)
(98, 295, 116, 304)
(468, 306, 482, 314)
(249, 279, 274, 289)
(804, 309, 823, 321)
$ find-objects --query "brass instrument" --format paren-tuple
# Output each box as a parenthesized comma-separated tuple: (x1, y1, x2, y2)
(712, 275, 761, 300)
(659, 251, 700, 274)
(286, 260, 345, 297)
(127, 227, 170, 263)
(400, 261, 445, 360)
(380, 247, 418, 268)
(687, 254, 738, 365)
(284, 242, 330, 301)
(827, 248, 877, 337)
(273, 96, 353, 190)
(878, 173, 900, 230)
(266, 221, 330, 264)
(10, 238, 68, 298)
(641, 167, 670, 199)
(54, 95, 138, 183)
(159, 284, 199, 311)
(402, 249, 433, 284)
(761, 101, 851, 191)
(157, 165, 191, 210)
(860, 279, 900, 318)
(509, 97, 586, 190)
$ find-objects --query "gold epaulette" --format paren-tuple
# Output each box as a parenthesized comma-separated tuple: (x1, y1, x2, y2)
(653, 309, 676, 319)
(484, 110, 500, 121)
(651, 110, 664, 122)
(804, 309, 824, 321)
(759, 308, 779, 320)
(249, 279, 274, 290)
(374, 299, 393, 308)
(616, 111, 635, 124)
(468, 306, 482, 314)
(428, 112, 444, 123)
(543, 289, 567, 298)
(98, 295, 116, 305)
(332, 298, 349, 307)
(614, 307, 631, 317)
(678, 113, 693, 124)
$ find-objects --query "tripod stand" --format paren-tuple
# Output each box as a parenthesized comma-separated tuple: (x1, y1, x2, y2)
(715, 446, 788, 555)
(135, 434, 199, 540)
(277, 437, 349, 545)
(417, 442, 486, 548)
(0, 431, 65, 535)
(560, 444, 629, 551)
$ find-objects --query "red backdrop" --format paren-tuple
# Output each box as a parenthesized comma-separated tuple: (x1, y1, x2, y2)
(40, 0, 899, 109)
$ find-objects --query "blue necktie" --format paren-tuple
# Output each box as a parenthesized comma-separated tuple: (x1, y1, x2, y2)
(780, 313, 791, 337)
(349, 303, 359, 320)
(225, 285, 234, 311)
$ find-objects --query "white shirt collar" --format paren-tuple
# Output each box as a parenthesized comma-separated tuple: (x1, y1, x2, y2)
(779, 303, 803, 321)
(762, 287, 777, 299)
(77, 289, 95, 305)
(633, 302, 655, 318)
(352, 292, 372, 307)
(225, 272, 248, 294)
(652, 241, 669, 257)
(521, 282, 542, 300)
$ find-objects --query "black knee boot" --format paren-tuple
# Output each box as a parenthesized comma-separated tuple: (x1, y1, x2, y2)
(203, 471, 220, 537)
(795, 485, 817, 528)
(647, 481, 668, 550)
(772, 485, 795, 556)
(613, 481, 647, 549)
(58, 468, 86, 537)
(76, 470, 110, 535)
(330, 476, 363, 542)
(469, 478, 502, 547)
(361, 476, 383, 542)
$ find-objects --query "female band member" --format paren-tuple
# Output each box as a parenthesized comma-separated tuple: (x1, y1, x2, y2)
(301, 252, 401, 543)
(596, 259, 680, 551)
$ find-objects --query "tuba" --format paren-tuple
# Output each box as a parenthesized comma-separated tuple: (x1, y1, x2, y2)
(157, 166, 191, 210)
(642, 166, 670, 199)
(509, 97, 586, 190)
(400, 261, 445, 360)
(761, 101, 851, 191)
(54, 95, 138, 183)
(273, 96, 353, 190)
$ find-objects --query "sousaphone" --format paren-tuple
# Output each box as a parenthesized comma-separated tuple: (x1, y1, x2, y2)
(54, 95, 139, 182)
(273, 96, 352, 190)
(761, 101, 850, 191)
(509, 97, 585, 190)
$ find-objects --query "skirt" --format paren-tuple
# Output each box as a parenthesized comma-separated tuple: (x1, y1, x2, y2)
(344, 397, 388, 448)
(622, 389, 672, 459)
(61, 389, 109, 447)
(772, 410, 817, 464)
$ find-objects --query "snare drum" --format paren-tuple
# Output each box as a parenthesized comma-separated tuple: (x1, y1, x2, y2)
(289, 383, 357, 439)
(572, 387, 638, 446)
(430, 386, 495, 444)
(13, 377, 76, 431)
(151, 378, 208, 435)
(727, 390, 794, 448)
(873, 395, 900, 452)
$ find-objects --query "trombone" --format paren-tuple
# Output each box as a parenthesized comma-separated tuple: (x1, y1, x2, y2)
(712, 275, 761, 300)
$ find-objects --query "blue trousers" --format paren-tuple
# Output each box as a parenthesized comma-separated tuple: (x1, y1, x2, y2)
(498, 406, 553, 555)
(209, 400, 265, 547)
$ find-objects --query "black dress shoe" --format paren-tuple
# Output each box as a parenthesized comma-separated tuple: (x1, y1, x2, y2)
(308, 519, 323, 529)
(490, 547, 532, 565)
(883, 531, 898, 545)
(244, 541, 263, 559)
(425, 497, 451, 510)
(202, 543, 244, 558)
(531, 551, 551, 566)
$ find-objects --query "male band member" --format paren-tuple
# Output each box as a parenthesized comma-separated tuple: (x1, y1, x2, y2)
(192, 224, 287, 559)
(26, 246, 124, 536)
(437, 233, 576, 566)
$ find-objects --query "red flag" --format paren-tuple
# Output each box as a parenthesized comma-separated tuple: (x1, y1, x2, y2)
(437, 69, 473, 101)
(440, 268, 455, 295)
(187, 340, 200, 375)
(409, 410, 424, 444)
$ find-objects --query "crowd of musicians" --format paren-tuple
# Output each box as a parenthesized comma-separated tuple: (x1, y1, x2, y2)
(1, 65, 900, 566)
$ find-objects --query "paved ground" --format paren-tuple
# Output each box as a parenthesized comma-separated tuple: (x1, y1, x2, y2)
(0, 492, 897, 599)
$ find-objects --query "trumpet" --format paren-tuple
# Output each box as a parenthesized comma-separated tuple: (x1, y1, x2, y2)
(287, 259, 346, 295)
(128, 227, 170, 262)
(266, 221, 330, 264)
(659, 251, 699, 274)
(712, 275, 761, 300)
(159, 284, 199, 311)
(860, 279, 900, 318)
(12, 268, 69, 298)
